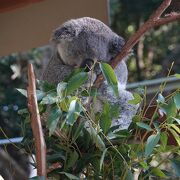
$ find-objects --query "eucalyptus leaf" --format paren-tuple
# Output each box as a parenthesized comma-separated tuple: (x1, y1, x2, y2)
(66, 150, 79, 169)
(100, 62, 119, 96)
(126, 169, 134, 180)
(152, 167, 166, 178)
(128, 93, 142, 105)
(65, 99, 81, 126)
(66, 72, 88, 95)
(16, 88, 27, 97)
(157, 93, 165, 104)
(136, 122, 152, 131)
(47, 105, 62, 135)
(41, 92, 57, 105)
(160, 132, 168, 150)
(100, 148, 108, 171)
(174, 73, 180, 79)
(160, 99, 177, 118)
(100, 102, 112, 134)
(57, 82, 67, 99)
(145, 133, 160, 157)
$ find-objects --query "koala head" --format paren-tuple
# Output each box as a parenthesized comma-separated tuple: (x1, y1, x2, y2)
(51, 17, 125, 68)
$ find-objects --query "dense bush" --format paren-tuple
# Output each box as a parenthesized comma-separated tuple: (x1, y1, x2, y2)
(18, 63, 180, 179)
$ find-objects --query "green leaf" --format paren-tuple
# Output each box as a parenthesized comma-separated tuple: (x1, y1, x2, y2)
(16, 88, 27, 97)
(88, 126, 105, 151)
(37, 79, 55, 92)
(72, 122, 85, 143)
(100, 148, 108, 171)
(16, 88, 45, 101)
(171, 159, 180, 177)
(160, 132, 168, 150)
(145, 133, 160, 157)
(100, 102, 112, 134)
(57, 82, 67, 99)
(174, 93, 180, 109)
(100, 62, 119, 96)
(60, 172, 79, 180)
(47, 106, 62, 135)
(152, 167, 166, 178)
(128, 93, 142, 105)
(65, 99, 81, 126)
(157, 93, 165, 104)
(172, 117, 180, 125)
(40, 92, 57, 105)
(160, 99, 177, 118)
(136, 122, 152, 131)
(169, 128, 180, 146)
(66, 72, 88, 95)
(174, 73, 180, 79)
(66, 150, 79, 169)
(169, 124, 180, 134)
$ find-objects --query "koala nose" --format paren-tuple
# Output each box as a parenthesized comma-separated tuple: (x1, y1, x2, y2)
(80, 58, 94, 72)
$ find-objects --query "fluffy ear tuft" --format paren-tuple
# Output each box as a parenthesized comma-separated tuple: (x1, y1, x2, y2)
(51, 26, 76, 42)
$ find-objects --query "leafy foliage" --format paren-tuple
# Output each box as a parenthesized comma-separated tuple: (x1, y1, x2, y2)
(18, 66, 180, 179)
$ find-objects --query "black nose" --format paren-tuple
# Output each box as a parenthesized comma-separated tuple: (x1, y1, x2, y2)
(80, 58, 94, 72)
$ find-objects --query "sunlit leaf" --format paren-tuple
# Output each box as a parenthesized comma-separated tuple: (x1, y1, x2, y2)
(160, 99, 177, 118)
(57, 82, 67, 99)
(41, 92, 57, 105)
(174, 74, 180, 79)
(65, 99, 81, 126)
(16, 88, 27, 97)
(145, 133, 160, 157)
(66, 72, 88, 95)
(100, 62, 119, 96)
(47, 105, 62, 135)
(169, 124, 180, 134)
(169, 128, 180, 146)
(157, 93, 165, 104)
(136, 122, 152, 131)
(128, 93, 142, 105)
(152, 167, 166, 178)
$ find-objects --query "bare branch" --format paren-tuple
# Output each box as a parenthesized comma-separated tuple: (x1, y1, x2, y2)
(94, 0, 180, 88)
(149, 0, 171, 20)
(27, 63, 46, 177)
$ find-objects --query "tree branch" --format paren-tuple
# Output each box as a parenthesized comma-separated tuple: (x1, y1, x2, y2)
(94, 0, 180, 87)
(27, 63, 46, 177)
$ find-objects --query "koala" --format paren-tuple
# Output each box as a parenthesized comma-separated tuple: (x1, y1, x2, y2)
(42, 17, 138, 130)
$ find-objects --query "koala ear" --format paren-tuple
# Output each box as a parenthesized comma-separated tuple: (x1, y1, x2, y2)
(109, 36, 125, 55)
(51, 22, 81, 42)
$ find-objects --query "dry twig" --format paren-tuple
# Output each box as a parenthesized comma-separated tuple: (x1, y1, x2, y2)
(27, 63, 46, 177)
(94, 0, 180, 87)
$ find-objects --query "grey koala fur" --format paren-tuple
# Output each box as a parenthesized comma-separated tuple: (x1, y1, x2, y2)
(42, 17, 138, 130)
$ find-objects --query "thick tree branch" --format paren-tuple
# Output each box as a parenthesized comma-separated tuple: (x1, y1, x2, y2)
(27, 63, 46, 177)
(94, 0, 180, 87)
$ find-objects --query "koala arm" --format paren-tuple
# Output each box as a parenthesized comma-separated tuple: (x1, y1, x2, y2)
(42, 53, 73, 85)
